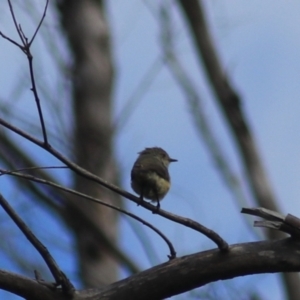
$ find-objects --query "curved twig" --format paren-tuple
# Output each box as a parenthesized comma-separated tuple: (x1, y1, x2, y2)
(0, 133, 140, 274)
(0, 169, 177, 259)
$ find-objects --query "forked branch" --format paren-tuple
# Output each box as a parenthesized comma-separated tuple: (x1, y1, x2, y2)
(0, 0, 49, 144)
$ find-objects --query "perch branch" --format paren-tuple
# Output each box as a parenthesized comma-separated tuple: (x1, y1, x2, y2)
(0, 169, 177, 259)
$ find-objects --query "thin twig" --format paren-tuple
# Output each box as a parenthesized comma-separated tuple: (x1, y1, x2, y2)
(27, 46, 48, 145)
(7, 0, 25, 45)
(0, 193, 74, 294)
(0, 31, 23, 48)
(0, 117, 228, 250)
(3, 165, 69, 173)
(2, 0, 49, 145)
(29, 0, 49, 46)
(0, 169, 177, 259)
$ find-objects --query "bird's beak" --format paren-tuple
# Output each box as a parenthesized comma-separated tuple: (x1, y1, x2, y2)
(169, 158, 178, 162)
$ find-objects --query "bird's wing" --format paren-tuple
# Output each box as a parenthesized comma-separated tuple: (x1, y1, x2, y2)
(131, 160, 170, 181)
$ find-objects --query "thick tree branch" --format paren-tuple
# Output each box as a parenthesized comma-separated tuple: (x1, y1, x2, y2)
(0, 269, 65, 300)
(1, 238, 300, 300)
(87, 238, 300, 300)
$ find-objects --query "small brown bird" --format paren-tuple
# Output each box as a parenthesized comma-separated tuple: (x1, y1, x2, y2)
(131, 147, 177, 209)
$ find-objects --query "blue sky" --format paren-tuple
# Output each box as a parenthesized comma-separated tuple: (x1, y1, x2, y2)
(1, 0, 300, 299)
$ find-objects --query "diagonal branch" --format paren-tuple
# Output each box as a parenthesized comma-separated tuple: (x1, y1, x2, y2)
(158, 3, 258, 237)
(29, 0, 49, 46)
(177, 0, 280, 230)
(96, 238, 300, 300)
(0, 132, 140, 274)
(0, 169, 177, 260)
(0, 194, 74, 295)
(0, 117, 228, 250)
(177, 1, 300, 298)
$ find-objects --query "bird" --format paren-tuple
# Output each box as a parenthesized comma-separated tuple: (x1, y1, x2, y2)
(131, 147, 177, 210)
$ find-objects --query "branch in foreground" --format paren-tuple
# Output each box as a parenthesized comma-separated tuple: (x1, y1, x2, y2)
(0, 269, 65, 300)
(84, 238, 300, 300)
(0, 118, 228, 251)
(1, 238, 299, 300)
(0, 194, 74, 295)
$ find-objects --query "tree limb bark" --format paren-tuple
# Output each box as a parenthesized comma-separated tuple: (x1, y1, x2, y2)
(97, 238, 300, 300)
(2, 239, 299, 300)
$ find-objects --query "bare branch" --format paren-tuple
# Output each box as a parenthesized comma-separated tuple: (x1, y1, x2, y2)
(29, 0, 49, 46)
(177, 1, 300, 296)
(2, 165, 68, 173)
(177, 0, 280, 230)
(1, 0, 49, 145)
(242, 207, 300, 238)
(0, 117, 228, 251)
(0, 132, 140, 274)
(0, 194, 74, 295)
(92, 238, 300, 300)
(0, 169, 177, 260)
(0, 31, 23, 48)
(1, 237, 300, 299)
(0, 269, 65, 300)
(7, 0, 26, 45)
(159, 3, 257, 237)
(242, 207, 285, 221)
